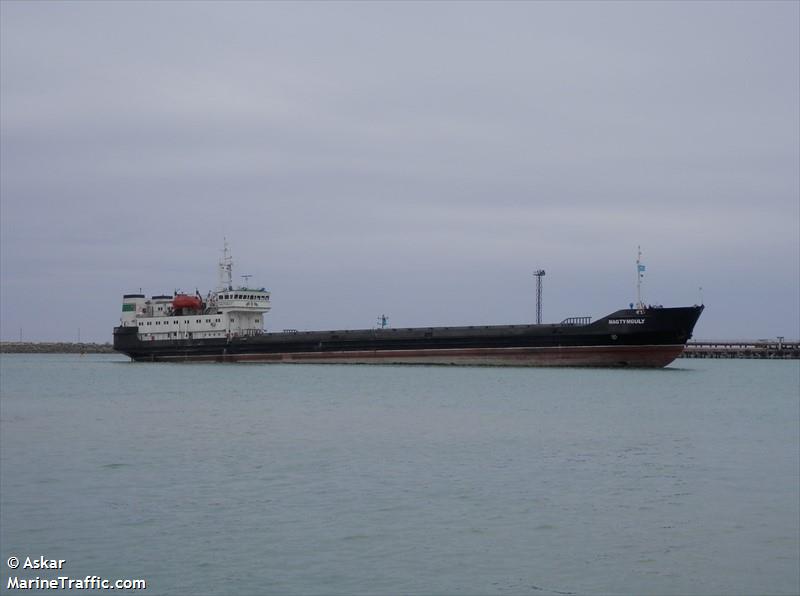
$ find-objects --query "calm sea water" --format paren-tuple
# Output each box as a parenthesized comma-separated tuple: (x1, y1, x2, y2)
(1, 354, 798, 596)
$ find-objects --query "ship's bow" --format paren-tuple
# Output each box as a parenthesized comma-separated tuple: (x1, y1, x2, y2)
(593, 304, 705, 367)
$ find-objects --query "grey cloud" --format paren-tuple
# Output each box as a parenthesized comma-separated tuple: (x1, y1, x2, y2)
(1, 0, 797, 341)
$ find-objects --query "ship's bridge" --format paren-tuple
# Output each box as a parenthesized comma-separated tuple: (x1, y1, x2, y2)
(211, 287, 271, 337)
(214, 288, 271, 313)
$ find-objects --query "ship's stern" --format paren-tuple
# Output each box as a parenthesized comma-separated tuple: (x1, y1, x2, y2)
(113, 325, 139, 358)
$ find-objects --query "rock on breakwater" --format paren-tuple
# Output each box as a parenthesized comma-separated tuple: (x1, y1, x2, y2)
(0, 342, 115, 354)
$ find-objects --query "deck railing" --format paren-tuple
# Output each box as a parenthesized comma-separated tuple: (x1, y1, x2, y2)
(560, 316, 592, 326)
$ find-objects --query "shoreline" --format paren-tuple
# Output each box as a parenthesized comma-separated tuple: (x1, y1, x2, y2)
(1, 342, 115, 354)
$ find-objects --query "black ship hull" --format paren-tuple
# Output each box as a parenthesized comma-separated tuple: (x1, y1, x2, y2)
(113, 306, 703, 368)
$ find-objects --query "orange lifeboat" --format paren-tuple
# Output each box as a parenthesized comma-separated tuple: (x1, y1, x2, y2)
(172, 294, 203, 311)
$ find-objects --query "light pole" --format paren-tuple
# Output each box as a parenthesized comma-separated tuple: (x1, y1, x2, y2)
(533, 270, 545, 324)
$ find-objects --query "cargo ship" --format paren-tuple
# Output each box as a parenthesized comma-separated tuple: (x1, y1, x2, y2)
(113, 245, 703, 367)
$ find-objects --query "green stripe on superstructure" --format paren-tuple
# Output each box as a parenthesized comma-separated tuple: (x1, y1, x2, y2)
(122, 304, 135, 312)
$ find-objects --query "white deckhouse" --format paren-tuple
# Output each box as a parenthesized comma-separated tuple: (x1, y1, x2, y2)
(119, 244, 271, 342)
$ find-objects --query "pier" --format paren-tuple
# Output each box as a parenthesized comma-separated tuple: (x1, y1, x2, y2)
(682, 339, 799, 359)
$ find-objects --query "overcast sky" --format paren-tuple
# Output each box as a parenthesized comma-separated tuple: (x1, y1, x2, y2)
(1, 1, 798, 342)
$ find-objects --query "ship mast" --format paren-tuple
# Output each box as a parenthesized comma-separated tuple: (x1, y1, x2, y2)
(219, 239, 233, 291)
(636, 246, 645, 310)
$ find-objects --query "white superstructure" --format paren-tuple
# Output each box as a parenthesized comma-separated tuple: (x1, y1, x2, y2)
(119, 245, 271, 342)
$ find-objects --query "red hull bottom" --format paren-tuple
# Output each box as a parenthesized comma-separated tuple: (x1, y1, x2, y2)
(153, 345, 687, 368)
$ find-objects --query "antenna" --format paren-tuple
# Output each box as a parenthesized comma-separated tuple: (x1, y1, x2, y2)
(377, 314, 389, 329)
(533, 270, 545, 324)
(241, 274, 252, 288)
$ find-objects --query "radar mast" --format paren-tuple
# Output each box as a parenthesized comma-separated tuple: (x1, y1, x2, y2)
(219, 239, 233, 291)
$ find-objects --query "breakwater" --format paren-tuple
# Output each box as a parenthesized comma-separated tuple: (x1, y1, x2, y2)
(682, 340, 799, 359)
(0, 342, 115, 354)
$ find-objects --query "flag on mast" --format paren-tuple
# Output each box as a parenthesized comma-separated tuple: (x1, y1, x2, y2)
(636, 246, 645, 309)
